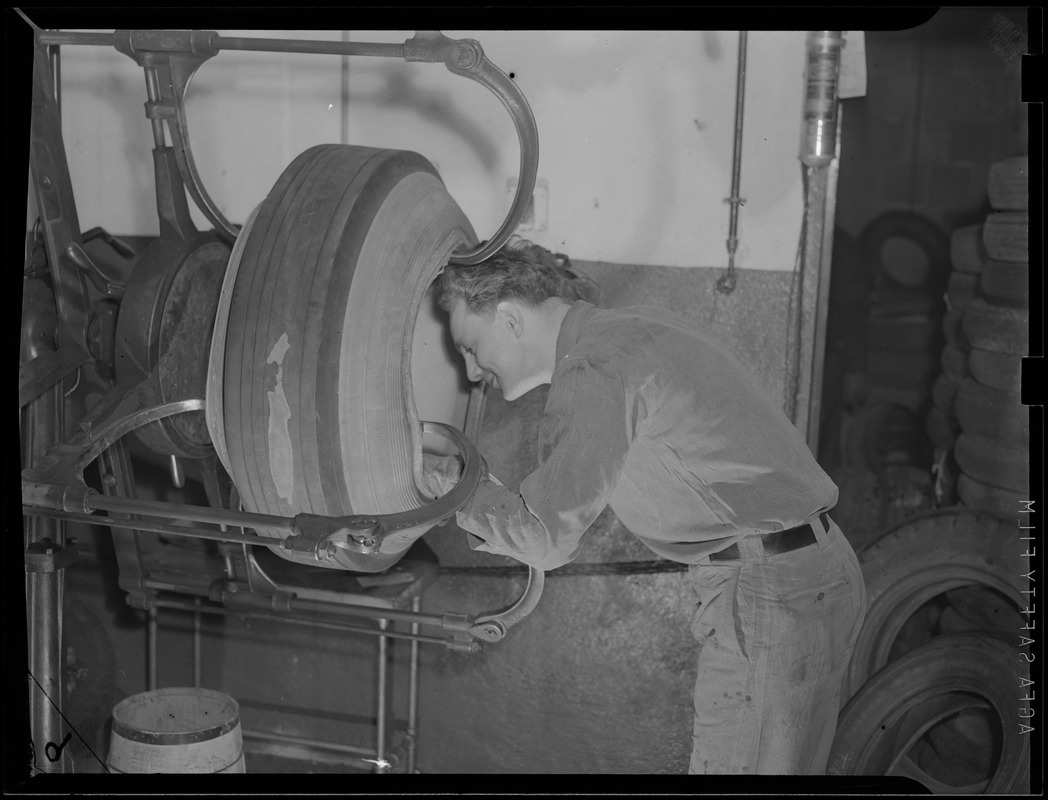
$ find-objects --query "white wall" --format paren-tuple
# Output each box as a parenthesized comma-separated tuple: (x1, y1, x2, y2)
(56, 30, 811, 270)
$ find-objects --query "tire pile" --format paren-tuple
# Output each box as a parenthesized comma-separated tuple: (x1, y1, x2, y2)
(828, 509, 1030, 792)
(824, 213, 949, 550)
(827, 156, 1031, 792)
(927, 156, 1030, 514)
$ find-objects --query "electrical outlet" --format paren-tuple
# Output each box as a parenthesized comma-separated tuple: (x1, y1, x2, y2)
(507, 177, 548, 232)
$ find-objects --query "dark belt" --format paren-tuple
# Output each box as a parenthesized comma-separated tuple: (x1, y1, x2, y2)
(709, 512, 830, 562)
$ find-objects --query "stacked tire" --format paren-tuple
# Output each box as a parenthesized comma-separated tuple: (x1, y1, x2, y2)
(860, 211, 950, 417)
(924, 221, 984, 505)
(953, 156, 1029, 515)
(829, 509, 1031, 792)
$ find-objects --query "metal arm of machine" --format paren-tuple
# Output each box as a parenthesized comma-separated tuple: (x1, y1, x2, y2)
(23, 400, 481, 558)
(35, 28, 539, 261)
(403, 31, 539, 265)
(21, 394, 545, 645)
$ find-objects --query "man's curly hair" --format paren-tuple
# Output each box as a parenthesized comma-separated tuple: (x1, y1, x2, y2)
(436, 236, 601, 315)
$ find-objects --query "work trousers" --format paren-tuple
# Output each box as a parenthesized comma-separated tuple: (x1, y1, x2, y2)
(685, 515, 867, 775)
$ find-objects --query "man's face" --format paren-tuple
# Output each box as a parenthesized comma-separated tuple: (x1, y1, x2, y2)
(448, 297, 530, 400)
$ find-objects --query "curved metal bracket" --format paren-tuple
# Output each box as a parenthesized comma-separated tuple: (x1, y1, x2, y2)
(404, 32, 540, 265)
(468, 566, 546, 643)
(113, 30, 240, 244)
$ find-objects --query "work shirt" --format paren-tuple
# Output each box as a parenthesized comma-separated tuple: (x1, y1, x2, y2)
(455, 301, 838, 571)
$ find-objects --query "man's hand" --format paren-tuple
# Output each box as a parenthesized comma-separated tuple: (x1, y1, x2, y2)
(421, 453, 464, 498)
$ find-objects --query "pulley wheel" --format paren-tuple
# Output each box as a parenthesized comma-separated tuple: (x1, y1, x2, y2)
(214, 145, 476, 571)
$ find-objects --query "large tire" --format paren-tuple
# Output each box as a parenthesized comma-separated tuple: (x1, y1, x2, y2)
(957, 473, 1030, 517)
(961, 299, 1029, 355)
(939, 343, 970, 382)
(941, 308, 970, 349)
(954, 378, 1028, 445)
(861, 211, 950, 292)
(979, 259, 1029, 308)
(949, 223, 987, 274)
(931, 373, 960, 418)
(968, 347, 1023, 392)
(844, 508, 1022, 701)
(982, 211, 1028, 262)
(987, 155, 1028, 211)
(924, 407, 959, 451)
(867, 315, 936, 352)
(830, 633, 1030, 793)
(946, 270, 980, 311)
(867, 350, 935, 391)
(217, 145, 476, 572)
(954, 433, 1030, 494)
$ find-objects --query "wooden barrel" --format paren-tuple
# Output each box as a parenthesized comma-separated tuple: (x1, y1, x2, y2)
(107, 688, 246, 774)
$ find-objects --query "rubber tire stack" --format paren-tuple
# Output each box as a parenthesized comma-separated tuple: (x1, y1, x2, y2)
(949, 156, 1029, 515)
(829, 508, 1030, 792)
(860, 211, 949, 417)
(834, 212, 948, 542)
(925, 219, 984, 505)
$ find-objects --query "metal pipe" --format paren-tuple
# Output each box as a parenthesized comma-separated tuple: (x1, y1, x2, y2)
(147, 606, 157, 691)
(407, 596, 421, 773)
(48, 45, 60, 109)
(143, 67, 167, 148)
(25, 382, 69, 773)
(241, 728, 375, 758)
(215, 36, 404, 58)
(192, 597, 202, 688)
(87, 494, 291, 530)
(149, 598, 463, 648)
(36, 29, 406, 59)
(717, 31, 748, 294)
(22, 508, 278, 548)
(376, 618, 389, 768)
(169, 455, 185, 490)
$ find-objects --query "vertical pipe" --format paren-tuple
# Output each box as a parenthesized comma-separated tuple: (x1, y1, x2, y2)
(193, 598, 202, 688)
(793, 31, 844, 447)
(717, 31, 749, 294)
(49, 45, 60, 109)
(375, 618, 388, 770)
(147, 606, 158, 691)
(340, 30, 351, 146)
(25, 378, 69, 773)
(806, 107, 844, 451)
(407, 597, 421, 774)
(143, 67, 167, 147)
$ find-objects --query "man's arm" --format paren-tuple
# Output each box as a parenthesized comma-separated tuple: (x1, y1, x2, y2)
(455, 357, 633, 571)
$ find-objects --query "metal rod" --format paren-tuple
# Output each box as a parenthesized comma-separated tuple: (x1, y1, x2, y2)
(241, 729, 375, 758)
(407, 596, 421, 774)
(717, 31, 748, 294)
(376, 618, 389, 768)
(149, 598, 460, 648)
(192, 597, 202, 688)
(143, 66, 166, 147)
(215, 36, 404, 58)
(88, 494, 290, 531)
(147, 606, 157, 691)
(25, 382, 68, 773)
(48, 45, 60, 109)
(727, 30, 748, 267)
(36, 30, 406, 59)
(169, 455, 185, 490)
(22, 508, 274, 547)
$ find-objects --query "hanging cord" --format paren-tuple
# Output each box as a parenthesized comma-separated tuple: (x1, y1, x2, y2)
(26, 669, 111, 774)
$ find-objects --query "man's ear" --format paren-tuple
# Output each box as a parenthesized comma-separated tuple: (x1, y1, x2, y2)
(496, 301, 525, 338)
